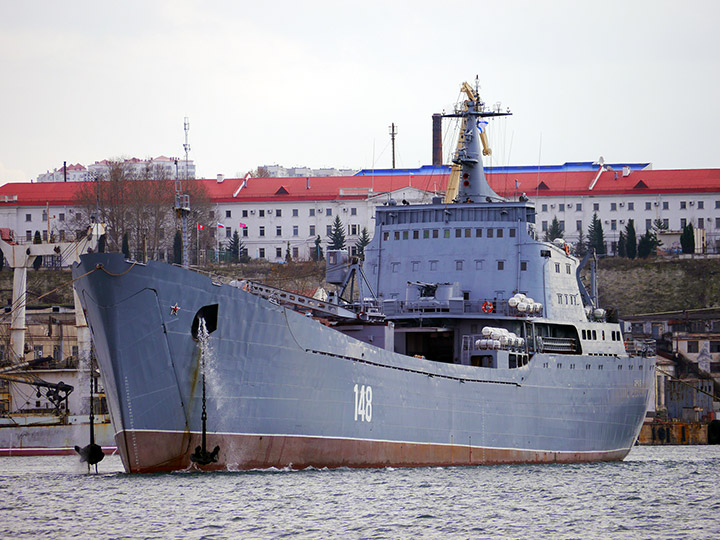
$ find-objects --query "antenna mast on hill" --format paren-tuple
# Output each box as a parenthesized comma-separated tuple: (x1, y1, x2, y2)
(175, 117, 191, 268)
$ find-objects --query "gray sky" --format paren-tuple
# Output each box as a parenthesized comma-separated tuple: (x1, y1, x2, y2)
(1, 0, 718, 183)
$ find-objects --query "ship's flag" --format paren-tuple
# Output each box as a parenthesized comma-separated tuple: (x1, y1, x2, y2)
(238, 222, 247, 229)
(217, 223, 225, 229)
(197, 224, 205, 230)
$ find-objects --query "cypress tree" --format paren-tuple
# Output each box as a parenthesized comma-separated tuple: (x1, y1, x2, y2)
(32, 231, 42, 270)
(544, 216, 564, 242)
(625, 219, 637, 259)
(680, 223, 695, 254)
(587, 213, 606, 255)
(617, 231, 627, 258)
(122, 232, 131, 259)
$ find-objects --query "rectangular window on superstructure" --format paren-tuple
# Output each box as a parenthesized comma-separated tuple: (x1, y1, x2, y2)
(487, 229, 494, 238)
(555, 263, 561, 273)
(475, 260, 483, 270)
(497, 229, 504, 238)
(475, 228, 482, 237)
(445, 229, 451, 238)
(509, 228, 516, 237)
(412, 261, 420, 271)
(465, 228, 471, 237)
(520, 261, 527, 271)
(497, 260, 504, 270)
(456, 260, 463, 271)
(413, 230, 419, 239)
(403, 230, 409, 240)
(394, 231, 400, 240)
(455, 229, 461, 238)
(566, 264, 571, 274)
(423, 230, 430, 239)
(432, 229, 439, 238)
(430, 260, 438, 271)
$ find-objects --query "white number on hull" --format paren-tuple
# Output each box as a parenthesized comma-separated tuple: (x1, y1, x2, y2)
(353, 384, 373, 422)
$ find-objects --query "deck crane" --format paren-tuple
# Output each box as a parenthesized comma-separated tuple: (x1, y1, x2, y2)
(443, 80, 501, 203)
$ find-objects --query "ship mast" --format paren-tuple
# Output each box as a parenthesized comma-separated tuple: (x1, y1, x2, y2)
(175, 117, 191, 268)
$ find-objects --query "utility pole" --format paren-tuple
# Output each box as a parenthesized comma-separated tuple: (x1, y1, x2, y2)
(389, 123, 397, 169)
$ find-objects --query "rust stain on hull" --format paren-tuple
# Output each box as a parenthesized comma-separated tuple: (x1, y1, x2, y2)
(115, 430, 630, 473)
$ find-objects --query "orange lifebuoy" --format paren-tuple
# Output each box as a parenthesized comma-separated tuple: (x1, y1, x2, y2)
(564, 243, 571, 256)
(482, 301, 494, 313)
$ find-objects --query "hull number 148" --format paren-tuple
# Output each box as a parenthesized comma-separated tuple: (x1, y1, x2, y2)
(353, 384, 373, 422)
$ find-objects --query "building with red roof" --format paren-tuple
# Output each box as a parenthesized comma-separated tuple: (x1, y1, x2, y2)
(1, 165, 719, 261)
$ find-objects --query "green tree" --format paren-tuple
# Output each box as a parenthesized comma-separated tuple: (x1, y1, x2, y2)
(637, 230, 659, 258)
(680, 223, 695, 254)
(173, 230, 183, 264)
(575, 230, 588, 258)
(228, 230, 241, 262)
(587, 213, 606, 255)
(617, 231, 627, 258)
(544, 216, 564, 242)
(327, 215, 346, 251)
(625, 219, 637, 259)
(32, 231, 42, 270)
(354, 227, 371, 260)
(122, 232, 131, 259)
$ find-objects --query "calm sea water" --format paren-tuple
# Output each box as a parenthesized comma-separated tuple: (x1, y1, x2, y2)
(1, 445, 718, 540)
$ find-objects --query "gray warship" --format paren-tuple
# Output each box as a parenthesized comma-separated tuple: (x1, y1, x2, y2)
(72, 84, 654, 473)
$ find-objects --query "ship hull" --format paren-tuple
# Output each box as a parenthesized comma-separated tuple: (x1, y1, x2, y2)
(72, 254, 654, 473)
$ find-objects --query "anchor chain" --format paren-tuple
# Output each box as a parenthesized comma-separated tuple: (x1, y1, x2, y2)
(190, 344, 220, 466)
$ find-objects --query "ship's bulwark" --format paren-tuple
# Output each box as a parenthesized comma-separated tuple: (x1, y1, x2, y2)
(73, 254, 652, 474)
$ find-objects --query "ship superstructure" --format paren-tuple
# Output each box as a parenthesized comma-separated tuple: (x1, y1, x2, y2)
(71, 82, 655, 473)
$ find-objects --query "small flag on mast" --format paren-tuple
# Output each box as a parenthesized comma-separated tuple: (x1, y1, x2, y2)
(197, 224, 205, 230)
(217, 223, 225, 229)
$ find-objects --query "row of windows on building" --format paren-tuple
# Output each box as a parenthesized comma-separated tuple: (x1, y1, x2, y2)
(540, 200, 720, 213)
(541, 217, 720, 233)
(385, 258, 519, 273)
(226, 223, 364, 240)
(224, 207, 359, 219)
(25, 211, 67, 223)
(381, 227, 518, 242)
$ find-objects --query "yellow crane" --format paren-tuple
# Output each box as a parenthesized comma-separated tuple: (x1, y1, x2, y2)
(443, 82, 492, 203)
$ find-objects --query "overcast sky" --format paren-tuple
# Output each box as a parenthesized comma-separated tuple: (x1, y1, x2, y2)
(1, 0, 718, 183)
